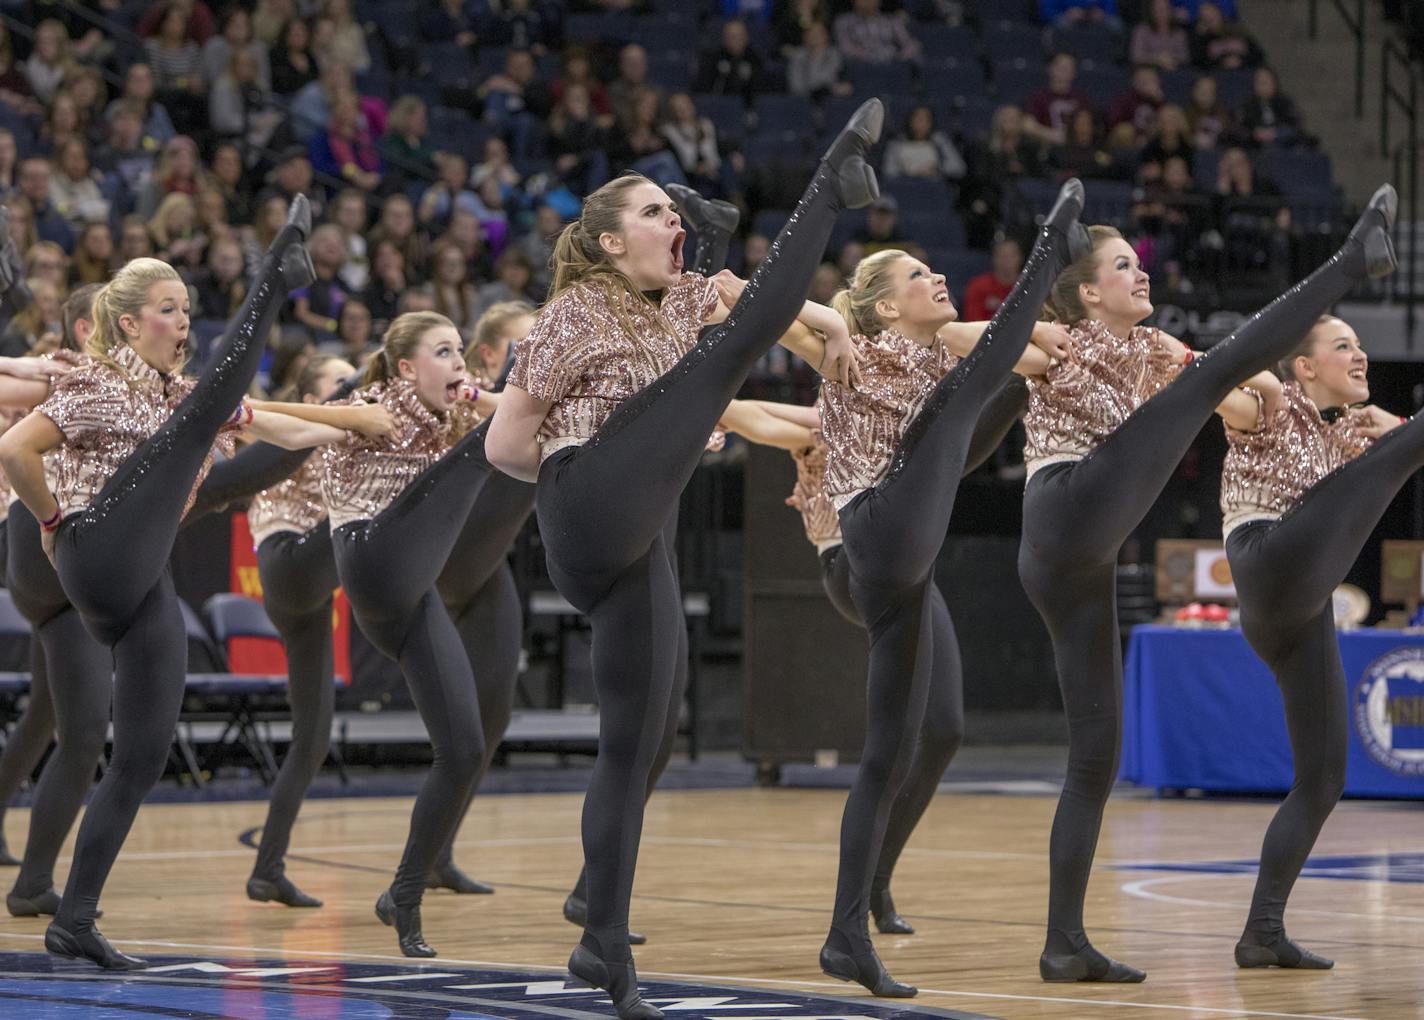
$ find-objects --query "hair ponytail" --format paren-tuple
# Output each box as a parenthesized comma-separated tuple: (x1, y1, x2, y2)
(833, 249, 907, 337)
(1043, 225, 1121, 325)
(363, 310, 455, 387)
(86, 257, 183, 378)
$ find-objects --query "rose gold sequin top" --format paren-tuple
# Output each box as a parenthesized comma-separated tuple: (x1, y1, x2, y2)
(36, 344, 239, 520)
(1220, 381, 1372, 537)
(248, 456, 327, 547)
(817, 329, 960, 510)
(788, 432, 843, 551)
(508, 273, 719, 461)
(1024, 320, 1181, 480)
(321, 378, 481, 529)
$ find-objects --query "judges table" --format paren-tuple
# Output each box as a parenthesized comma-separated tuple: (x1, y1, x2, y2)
(1122, 625, 1424, 798)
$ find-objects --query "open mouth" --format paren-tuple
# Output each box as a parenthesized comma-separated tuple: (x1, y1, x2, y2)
(445, 379, 463, 402)
(670, 230, 686, 274)
(933, 289, 950, 304)
(1132, 287, 1149, 299)
(174, 334, 188, 357)
(1348, 368, 1366, 381)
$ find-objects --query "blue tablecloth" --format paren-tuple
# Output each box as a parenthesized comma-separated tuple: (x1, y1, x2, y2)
(1122, 625, 1424, 798)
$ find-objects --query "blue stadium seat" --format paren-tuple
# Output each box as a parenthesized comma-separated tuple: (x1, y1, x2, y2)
(428, 43, 478, 86)
(628, 18, 695, 55)
(900, 210, 967, 250)
(884, 176, 955, 218)
(753, 94, 815, 140)
(982, 21, 1045, 65)
(752, 209, 791, 239)
(845, 61, 915, 98)
(564, 12, 633, 45)
(691, 93, 747, 140)
(1193, 148, 1221, 191)
(918, 24, 980, 63)
(1083, 180, 1138, 226)
(951, 95, 998, 141)
(647, 53, 693, 91)
(920, 60, 987, 103)
(993, 62, 1046, 105)
(1214, 68, 1254, 107)
(1257, 148, 1334, 196)
(1076, 66, 1129, 109)
(1051, 25, 1124, 66)
(743, 131, 809, 163)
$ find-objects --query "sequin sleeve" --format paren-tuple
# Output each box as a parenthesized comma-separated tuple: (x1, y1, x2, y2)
(506, 288, 592, 402)
(661, 273, 719, 347)
(35, 365, 130, 443)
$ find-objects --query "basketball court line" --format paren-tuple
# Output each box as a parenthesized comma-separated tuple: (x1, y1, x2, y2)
(1121, 875, 1424, 926)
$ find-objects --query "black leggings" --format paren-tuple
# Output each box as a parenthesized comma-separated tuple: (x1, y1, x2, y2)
(827, 227, 1065, 950)
(819, 376, 1029, 903)
(537, 159, 847, 961)
(249, 521, 338, 883)
(188, 444, 315, 524)
(51, 230, 297, 932)
(1017, 244, 1372, 955)
(429, 470, 536, 872)
(3, 502, 111, 899)
(1227, 411, 1424, 942)
(332, 423, 492, 908)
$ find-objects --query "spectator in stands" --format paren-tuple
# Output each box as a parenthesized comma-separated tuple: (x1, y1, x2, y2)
(1130, 0, 1189, 71)
(1107, 64, 1165, 139)
(0, 25, 38, 118)
(963, 105, 1045, 247)
(195, 186, 232, 241)
(138, 0, 216, 44)
(379, 97, 437, 193)
(271, 17, 319, 96)
(853, 195, 909, 255)
(190, 234, 248, 318)
(741, 231, 770, 275)
(694, 19, 767, 104)
(330, 188, 369, 293)
(473, 246, 536, 319)
(834, 0, 920, 64)
(259, 144, 324, 221)
(1026, 53, 1093, 147)
(442, 207, 497, 286)
(137, 135, 205, 219)
(253, 0, 294, 46)
(1139, 103, 1194, 182)
(0, 130, 18, 200)
(23, 242, 68, 293)
(835, 238, 863, 281)
(962, 235, 1024, 322)
(268, 329, 317, 397)
(321, 297, 377, 361)
(419, 153, 484, 236)
(367, 192, 428, 279)
(1135, 152, 1210, 265)
(1185, 72, 1231, 149)
(547, 82, 611, 194)
(429, 238, 479, 332)
(774, 0, 834, 54)
(1211, 143, 1289, 276)
(609, 87, 682, 183)
(517, 203, 563, 294)
(1190, 1, 1262, 70)
(608, 44, 659, 115)
(314, 0, 371, 74)
(486, 0, 558, 54)
(787, 21, 852, 101)
(207, 142, 251, 225)
(1041, 0, 1122, 31)
(309, 89, 382, 192)
(1239, 66, 1302, 148)
(117, 213, 154, 261)
(17, 158, 73, 252)
(148, 191, 206, 269)
(421, 0, 480, 47)
(46, 138, 108, 231)
(662, 92, 728, 196)
(552, 49, 614, 121)
(472, 136, 525, 199)
(24, 20, 72, 106)
(809, 261, 842, 303)
(69, 221, 115, 287)
(883, 104, 967, 182)
(1173, 0, 1237, 17)
(477, 49, 552, 129)
(202, 6, 271, 88)
(37, 92, 83, 158)
(1051, 106, 1130, 180)
(145, 3, 207, 134)
(362, 238, 408, 330)
(105, 63, 177, 148)
(291, 223, 350, 339)
(0, 277, 60, 356)
(63, 68, 110, 149)
(209, 47, 283, 152)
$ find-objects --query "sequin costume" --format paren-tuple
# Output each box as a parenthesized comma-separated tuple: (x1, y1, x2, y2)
(41, 211, 309, 971)
(1221, 382, 1371, 536)
(517, 113, 873, 1017)
(817, 197, 1078, 996)
(249, 457, 327, 547)
(1017, 202, 1395, 983)
(326, 375, 494, 958)
(1023, 321, 1180, 480)
(1223, 383, 1424, 971)
(789, 435, 843, 552)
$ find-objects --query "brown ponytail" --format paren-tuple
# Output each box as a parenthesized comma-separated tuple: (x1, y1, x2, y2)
(362, 310, 456, 386)
(1042, 225, 1122, 324)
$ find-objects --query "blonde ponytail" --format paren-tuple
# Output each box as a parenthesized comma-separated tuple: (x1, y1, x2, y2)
(86, 257, 184, 378)
(833, 249, 909, 337)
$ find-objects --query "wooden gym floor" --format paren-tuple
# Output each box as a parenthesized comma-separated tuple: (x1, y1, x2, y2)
(0, 785, 1419, 1019)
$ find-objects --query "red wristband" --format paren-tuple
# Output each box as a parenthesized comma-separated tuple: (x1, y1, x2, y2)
(1182, 348, 1195, 365)
(40, 507, 62, 532)
(1401, 416, 1408, 425)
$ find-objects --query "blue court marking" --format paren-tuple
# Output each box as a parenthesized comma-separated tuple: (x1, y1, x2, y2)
(0, 951, 1003, 1020)
(1110, 852, 1424, 884)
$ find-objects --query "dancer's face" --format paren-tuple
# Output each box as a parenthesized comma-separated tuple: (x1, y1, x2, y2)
(124, 279, 190, 374)
(1295, 318, 1369, 406)
(876, 256, 956, 339)
(398, 325, 469, 412)
(1082, 238, 1152, 326)
(601, 183, 685, 291)
(475, 314, 532, 377)
(303, 358, 357, 404)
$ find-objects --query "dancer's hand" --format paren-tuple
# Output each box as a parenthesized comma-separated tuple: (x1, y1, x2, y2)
(1030, 322, 1073, 361)
(0, 355, 70, 382)
(349, 403, 397, 439)
(1358, 405, 1405, 439)
(711, 269, 746, 308)
(41, 526, 56, 567)
(820, 324, 861, 388)
(1149, 330, 1191, 365)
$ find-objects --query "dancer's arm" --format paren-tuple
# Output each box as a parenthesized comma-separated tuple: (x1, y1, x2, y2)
(1153, 331, 1283, 431)
(1357, 405, 1405, 439)
(0, 356, 71, 382)
(937, 321, 1071, 377)
(487, 385, 553, 482)
(247, 398, 396, 439)
(747, 400, 820, 429)
(711, 271, 861, 386)
(243, 408, 350, 449)
(0, 375, 55, 410)
(0, 411, 65, 560)
(719, 399, 817, 450)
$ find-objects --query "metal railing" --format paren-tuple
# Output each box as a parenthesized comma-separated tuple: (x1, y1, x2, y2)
(1308, 0, 1367, 118)
(1381, 36, 1419, 345)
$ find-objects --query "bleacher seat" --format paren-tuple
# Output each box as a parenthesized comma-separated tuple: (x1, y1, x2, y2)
(691, 93, 746, 141)
(982, 21, 1045, 66)
(1257, 148, 1334, 196)
(753, 94, 816, 142)
(844, 60, 915, 98)
(751, 209, 791, 240)
(564, 12, 632, 45)
(884, 176, 955, 218)
(1051, 25, 1123, 66)
(918, 24, 979, 63)
(647, 52, 693, 91)
(993, 62, 1046, 105)
(1083, 180, 1138, 226)
(1076, 66, 1129, 109)
(920, 60, 987, 103)
(1214, 68, 1254, 107)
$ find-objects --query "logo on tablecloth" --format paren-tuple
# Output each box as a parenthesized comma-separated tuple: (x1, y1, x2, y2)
(1355, 647, 1424, 776)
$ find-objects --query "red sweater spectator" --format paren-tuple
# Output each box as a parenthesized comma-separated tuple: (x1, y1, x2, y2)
(138, 0, 216, 44)
(1026, 54, 1093, 145)
(1107, 65, 1165, 139)
(962, 237, 1024, 322)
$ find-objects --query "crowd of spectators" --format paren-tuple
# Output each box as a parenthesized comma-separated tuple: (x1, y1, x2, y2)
(0, 0, 1343, 394)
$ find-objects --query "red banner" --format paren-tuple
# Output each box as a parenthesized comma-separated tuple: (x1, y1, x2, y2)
(228, 514, 351, 684)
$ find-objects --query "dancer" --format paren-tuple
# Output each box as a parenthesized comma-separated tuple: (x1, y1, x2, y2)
(1018, 187, 1397, 983)
(487, 102, 884, 1020)
(1219, 311, 1416, 970)
(323, 312, 499, 958)
(810, 183, 1088, 997)
(0, 200, 325, 970)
